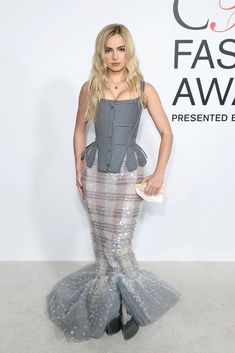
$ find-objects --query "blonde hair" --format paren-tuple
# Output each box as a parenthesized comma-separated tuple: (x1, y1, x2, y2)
(83, 23, 145, 123)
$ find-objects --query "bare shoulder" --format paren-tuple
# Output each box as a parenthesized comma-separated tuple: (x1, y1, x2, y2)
(82, 80, 89, 89)
(80, 80, 89, 95)
(78, 80, 89, 103)
(142, 82, 172, 136)
(143, 82, 160, 101)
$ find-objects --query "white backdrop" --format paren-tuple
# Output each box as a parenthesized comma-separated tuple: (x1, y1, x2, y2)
(0, 0, 234, 261)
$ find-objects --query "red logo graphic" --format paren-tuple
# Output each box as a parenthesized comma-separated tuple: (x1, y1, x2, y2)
(173, 0, 235, 32)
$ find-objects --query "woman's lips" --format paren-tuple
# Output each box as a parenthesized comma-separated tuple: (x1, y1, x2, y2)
(111, 63, 121, 66)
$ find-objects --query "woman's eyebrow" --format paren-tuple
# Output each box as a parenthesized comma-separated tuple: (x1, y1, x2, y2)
(105, 45, 126, 49)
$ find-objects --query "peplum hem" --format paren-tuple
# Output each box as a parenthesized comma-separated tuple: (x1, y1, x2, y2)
(81, 141, 148, 173)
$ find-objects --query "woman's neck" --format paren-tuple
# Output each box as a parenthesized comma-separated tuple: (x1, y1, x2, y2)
(107, 73, 125, 84)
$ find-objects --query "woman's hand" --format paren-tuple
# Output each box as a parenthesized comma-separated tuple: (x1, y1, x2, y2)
(141, 172, 164, 196)
(76, 161, 85, 199)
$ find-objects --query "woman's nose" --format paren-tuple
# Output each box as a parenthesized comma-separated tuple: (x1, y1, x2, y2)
(112, 50, 119, 59)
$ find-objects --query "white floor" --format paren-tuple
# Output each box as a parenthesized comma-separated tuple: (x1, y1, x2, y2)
(1, 261, 234, 353)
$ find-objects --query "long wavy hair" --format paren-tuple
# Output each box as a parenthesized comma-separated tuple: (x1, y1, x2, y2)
(83, 23, 145, 123)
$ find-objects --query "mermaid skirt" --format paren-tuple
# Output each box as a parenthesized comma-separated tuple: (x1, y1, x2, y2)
(46, 153, 181, 340)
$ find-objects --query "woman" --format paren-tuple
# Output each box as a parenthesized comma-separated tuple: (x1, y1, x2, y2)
(46, 23, 181, 341)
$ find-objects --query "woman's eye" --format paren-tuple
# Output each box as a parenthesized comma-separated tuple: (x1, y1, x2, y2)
(105, 48, 125, 53)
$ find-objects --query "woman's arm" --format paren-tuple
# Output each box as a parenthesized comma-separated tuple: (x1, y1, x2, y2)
(73, 80, 89, 197)
(73, 81, 89, 171)
(144, 82, 174, 176)
(140, 82, 173, 196)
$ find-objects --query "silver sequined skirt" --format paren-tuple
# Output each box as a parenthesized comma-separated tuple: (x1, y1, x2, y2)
(46, 153, 181, 341)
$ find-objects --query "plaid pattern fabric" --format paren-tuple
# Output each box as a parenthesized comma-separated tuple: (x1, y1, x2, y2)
(81, 152, 145, 277)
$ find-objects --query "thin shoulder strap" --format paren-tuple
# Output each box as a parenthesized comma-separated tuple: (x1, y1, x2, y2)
(140, 80, 145, 92)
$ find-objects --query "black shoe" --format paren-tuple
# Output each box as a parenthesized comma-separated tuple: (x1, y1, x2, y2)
(121, 314, 139, 340)
(105, 311, 121, 335)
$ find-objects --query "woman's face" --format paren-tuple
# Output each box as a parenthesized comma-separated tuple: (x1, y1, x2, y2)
(104, 33, 127, 73)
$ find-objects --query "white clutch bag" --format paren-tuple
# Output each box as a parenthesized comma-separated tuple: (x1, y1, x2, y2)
(135, 182, 165, 203)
